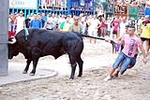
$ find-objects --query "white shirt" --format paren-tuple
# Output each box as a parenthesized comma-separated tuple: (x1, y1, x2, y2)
(119, 21, 128, 36)
(88, 18, 100, 30)
(138, 19, 142, 26)
(106, 20, 111, 31)
(16, 16, 25, 33)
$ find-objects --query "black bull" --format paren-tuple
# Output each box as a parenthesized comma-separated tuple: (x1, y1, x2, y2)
(8, 28, 116, 79)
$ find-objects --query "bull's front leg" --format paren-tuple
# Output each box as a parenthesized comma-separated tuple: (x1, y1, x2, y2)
(23, 59, 31, 74)
(30, 59, 39, 76)
(30, 47, 41, 76)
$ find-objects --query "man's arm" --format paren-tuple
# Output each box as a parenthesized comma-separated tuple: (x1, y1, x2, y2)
(69, 25, 73, 31)
(139, 44, 147, 64)
(30, 20, 33, 28)
(115, 39, 124, 45)
(39, 20, 42, 28)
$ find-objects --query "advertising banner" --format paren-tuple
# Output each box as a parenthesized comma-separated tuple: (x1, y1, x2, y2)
(9, 0, 38, 9)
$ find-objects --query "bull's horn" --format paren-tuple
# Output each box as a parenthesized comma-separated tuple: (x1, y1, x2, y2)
(8, 37, 16, 44)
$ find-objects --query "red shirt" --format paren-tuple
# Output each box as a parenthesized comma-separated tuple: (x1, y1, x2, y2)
(100, 21, 107, 28)
(113, 21, 120, 31)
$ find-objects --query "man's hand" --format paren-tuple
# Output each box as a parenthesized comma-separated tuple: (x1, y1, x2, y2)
(142, 58, 147, 64)
(105, 38, 111, 42)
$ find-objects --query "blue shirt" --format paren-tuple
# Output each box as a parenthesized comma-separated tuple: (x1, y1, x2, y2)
(144, 7, 150, 16)
(41, 16, 47, 22)
(30, 19, 42, 28)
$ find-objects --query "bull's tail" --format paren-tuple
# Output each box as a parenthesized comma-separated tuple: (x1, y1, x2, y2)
(80, 34, 117, 49)
(80, 34, 105, 40)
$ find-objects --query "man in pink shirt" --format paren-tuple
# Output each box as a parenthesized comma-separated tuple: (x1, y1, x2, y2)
(104, 25, 147, 81)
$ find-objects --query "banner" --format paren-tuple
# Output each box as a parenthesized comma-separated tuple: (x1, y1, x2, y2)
(9, 0, 38, 9)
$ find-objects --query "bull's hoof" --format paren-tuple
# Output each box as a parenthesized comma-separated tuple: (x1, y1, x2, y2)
(78, 75, 82, 77)
(29, 73, 35, 76)
(22, 71, 27, 74)
(69, 77, 74, 80)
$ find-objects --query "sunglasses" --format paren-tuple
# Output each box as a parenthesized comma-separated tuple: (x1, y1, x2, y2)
(125, 25, 135, 28)
(128, 30, 132, 31)
(128, 25, 135, 28)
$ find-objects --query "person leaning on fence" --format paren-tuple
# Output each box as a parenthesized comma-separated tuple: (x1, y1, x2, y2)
(69, 16, 83, 33)
(104, 25, 147, 81)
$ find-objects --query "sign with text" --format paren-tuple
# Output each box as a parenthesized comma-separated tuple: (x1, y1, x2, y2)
(114, 4, 128, 17)
(9, 0, 38, 9)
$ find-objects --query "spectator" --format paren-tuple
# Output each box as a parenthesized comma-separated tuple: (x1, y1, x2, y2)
(25, 15, 31, 28)
(15, 11, 25, 34)
(106, 17, 112, 37)
(69, 16, 82, 33)
(44, 14, 55, 30)
(30, 13, 42, 28)
(8, 13, 16, 38)
(111, 17, 120, 39)
(59, 15, 72, 31)
(99, 17, 107, 37)
(88, 15, 100, 43)
(140, 15, 150, 55)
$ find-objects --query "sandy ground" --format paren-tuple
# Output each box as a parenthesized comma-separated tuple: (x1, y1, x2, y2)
(0, 39, 150, 100)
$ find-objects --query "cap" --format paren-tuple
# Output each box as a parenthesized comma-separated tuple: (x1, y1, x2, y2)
(19, 11, 23, 14)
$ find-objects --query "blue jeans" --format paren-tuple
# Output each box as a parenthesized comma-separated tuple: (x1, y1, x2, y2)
(130, 54, 138, 67)
(113, 52, 133, 73)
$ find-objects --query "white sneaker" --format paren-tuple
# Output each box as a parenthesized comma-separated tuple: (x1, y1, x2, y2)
(103, 75, 112, 82)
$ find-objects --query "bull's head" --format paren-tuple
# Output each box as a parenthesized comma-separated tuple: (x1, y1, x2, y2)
(8, 37, 19, 59)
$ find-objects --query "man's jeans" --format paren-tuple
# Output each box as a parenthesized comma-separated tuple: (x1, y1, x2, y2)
(113, 52, 133, 73)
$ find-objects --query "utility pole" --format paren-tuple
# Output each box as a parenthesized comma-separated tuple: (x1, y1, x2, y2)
(0, 0, 9, 76)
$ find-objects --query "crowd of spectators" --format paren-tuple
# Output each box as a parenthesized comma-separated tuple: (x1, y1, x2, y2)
(8, 10, 150, 54)
(7, 11, 144, 37)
